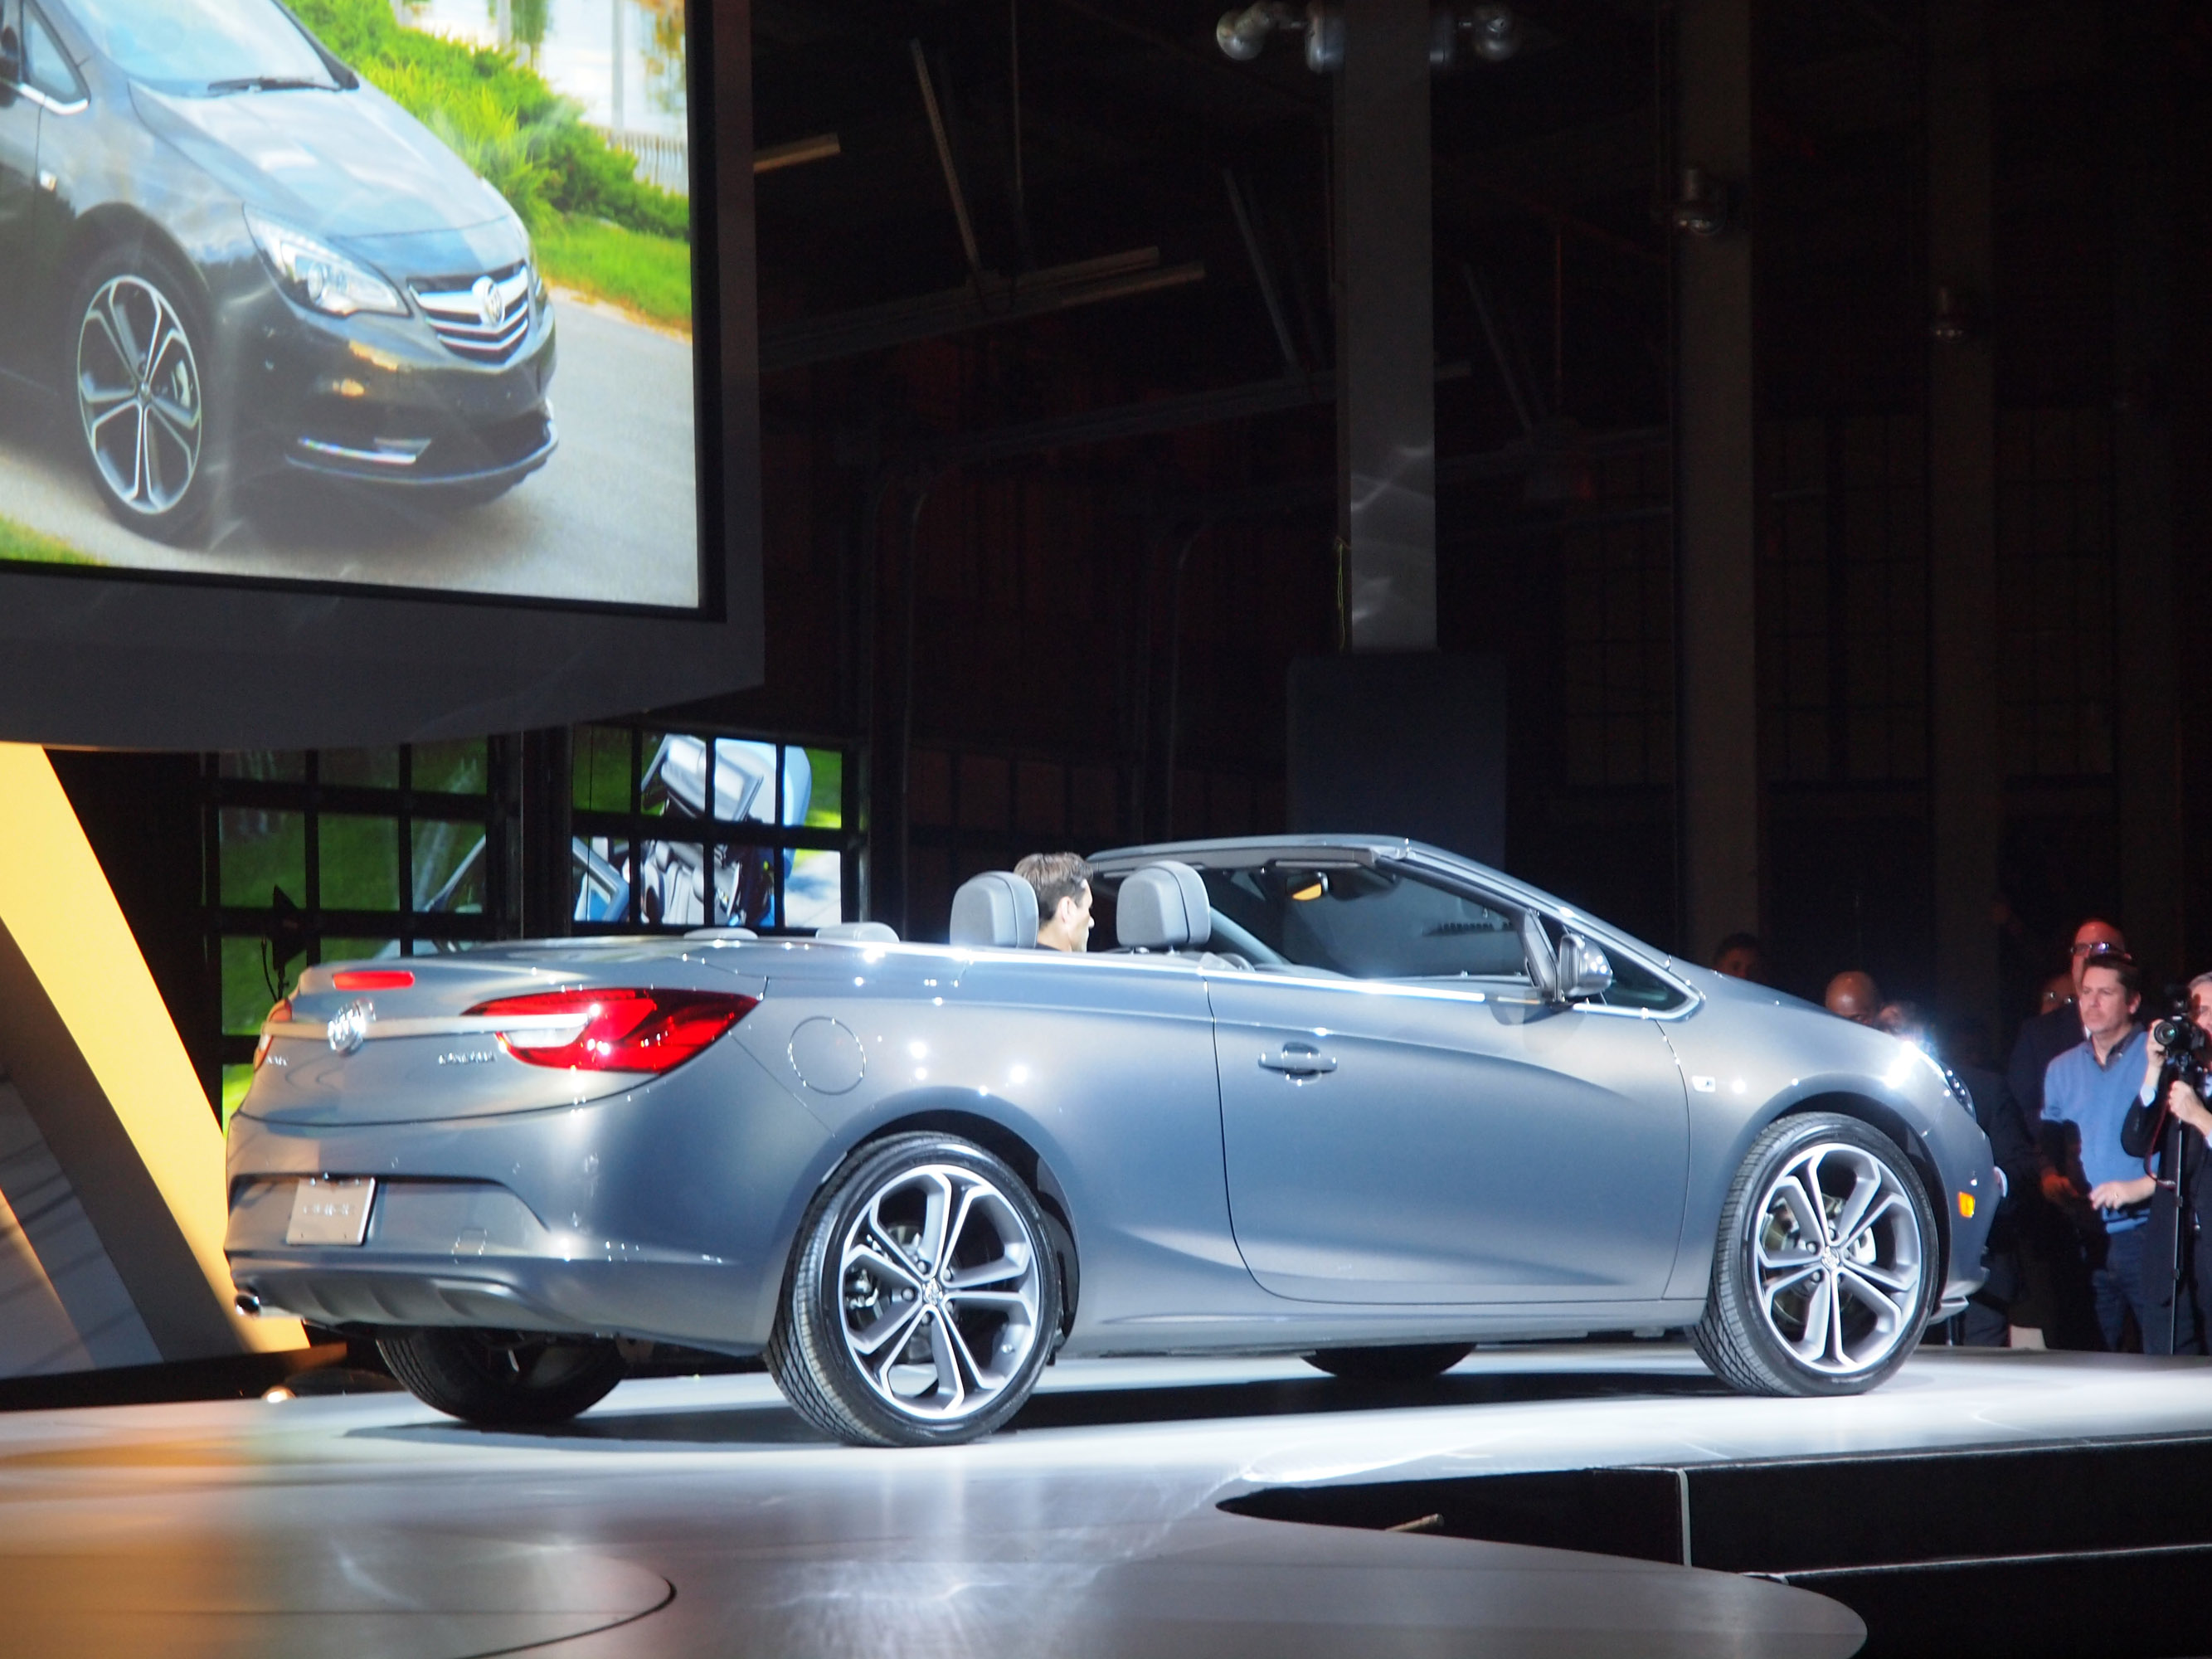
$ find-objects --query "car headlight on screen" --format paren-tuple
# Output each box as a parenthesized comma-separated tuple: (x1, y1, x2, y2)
(245, 208, 406, 319)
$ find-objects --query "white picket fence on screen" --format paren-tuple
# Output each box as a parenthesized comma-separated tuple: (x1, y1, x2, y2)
(591, 125, 689, 197)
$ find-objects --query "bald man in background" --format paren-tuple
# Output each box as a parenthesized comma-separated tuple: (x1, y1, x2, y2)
(1825, 971, 1884, 1025)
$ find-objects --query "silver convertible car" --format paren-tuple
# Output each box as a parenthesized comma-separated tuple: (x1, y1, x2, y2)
(225, 836, 1998, 1447)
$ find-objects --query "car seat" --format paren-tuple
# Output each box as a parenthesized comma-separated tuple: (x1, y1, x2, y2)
(1115, 862, 1250, 968)
(950, 872, 1038, 948)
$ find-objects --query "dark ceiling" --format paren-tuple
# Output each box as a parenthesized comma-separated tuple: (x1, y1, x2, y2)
(748, 0, 1681, 450)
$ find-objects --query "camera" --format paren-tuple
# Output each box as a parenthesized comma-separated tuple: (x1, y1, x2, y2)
(2125, 999, 2211, 1159)
(2153, 1010, 2212, 1068)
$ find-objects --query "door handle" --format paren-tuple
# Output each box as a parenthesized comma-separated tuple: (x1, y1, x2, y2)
(1257, 1043, 1336, 1076)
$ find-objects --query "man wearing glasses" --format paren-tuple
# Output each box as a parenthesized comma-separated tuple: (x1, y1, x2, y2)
(2010, 918, 2127, 1124)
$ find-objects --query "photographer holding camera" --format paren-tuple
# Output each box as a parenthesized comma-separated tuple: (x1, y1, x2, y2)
(2127, 972, 2212, 1354)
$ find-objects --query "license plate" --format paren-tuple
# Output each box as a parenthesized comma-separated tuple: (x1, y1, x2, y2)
(285, 1177, 375, 1247)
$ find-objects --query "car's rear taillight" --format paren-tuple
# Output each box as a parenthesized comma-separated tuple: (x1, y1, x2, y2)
(463, 989, 757, 1074)
(333, 969, 415, 991)
(253, 998, 294, 1071)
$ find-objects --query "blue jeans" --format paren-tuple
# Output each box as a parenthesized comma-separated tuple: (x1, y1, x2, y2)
(2093, 1224, 2153, 1350)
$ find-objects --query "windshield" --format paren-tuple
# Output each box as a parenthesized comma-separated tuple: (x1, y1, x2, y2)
(1185, 858, 1692, 1009)
(62, 0, 338, 90)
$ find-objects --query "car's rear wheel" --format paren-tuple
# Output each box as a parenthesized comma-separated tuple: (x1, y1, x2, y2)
(377, 1327, 626, 1427)
(1692, 1113, 1936, 1397)
(72, 249, 222, 542)
(767, 1133, 1061, 1447)
(1305, 1344, 1471, 1384)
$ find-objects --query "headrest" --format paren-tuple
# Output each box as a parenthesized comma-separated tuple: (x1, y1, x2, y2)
(1116, 861, 1212, 951)
(950, 872, 1038, 949)
(815, 921, 900, 944)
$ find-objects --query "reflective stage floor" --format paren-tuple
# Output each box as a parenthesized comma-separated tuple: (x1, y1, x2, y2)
(6, 1343, 2210, 1657)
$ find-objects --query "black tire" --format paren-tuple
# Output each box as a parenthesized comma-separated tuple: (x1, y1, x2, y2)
(377, 1327, 626, 1427)
(1692, 1112, 1938, 1398)
(70, 245, 226, 543)
(1305, 1344, 1471, 1384)
(767, 1132, 1063, 1447)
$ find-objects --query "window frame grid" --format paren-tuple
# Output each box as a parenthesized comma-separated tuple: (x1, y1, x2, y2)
(202, 741, 517, 1078)
(567, 723, 864, 938)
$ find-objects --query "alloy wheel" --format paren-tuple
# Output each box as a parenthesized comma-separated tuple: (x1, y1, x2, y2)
(1749, 1139, 1925, 1377)
(836, 1162, 1044, 1423)
(77, 274, 203, 518)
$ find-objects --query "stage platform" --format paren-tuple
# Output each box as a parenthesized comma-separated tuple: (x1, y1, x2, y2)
(4, 1342, 2211, 1657)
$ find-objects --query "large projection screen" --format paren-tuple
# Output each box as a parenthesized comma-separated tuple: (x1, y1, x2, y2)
(0, 0, 758, 749)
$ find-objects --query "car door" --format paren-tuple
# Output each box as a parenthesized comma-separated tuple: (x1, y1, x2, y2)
(1203, 859, 1690, 1305)
(0, 0, 37, 372)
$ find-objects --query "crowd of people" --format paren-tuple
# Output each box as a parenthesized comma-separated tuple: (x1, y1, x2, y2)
(1714, 922, 2212, 1353)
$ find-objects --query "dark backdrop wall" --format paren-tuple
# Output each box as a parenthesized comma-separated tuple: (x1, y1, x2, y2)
(34, 0, 2212, 1073)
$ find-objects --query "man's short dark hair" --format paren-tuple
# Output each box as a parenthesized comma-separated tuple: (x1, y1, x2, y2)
(1711, 932, 1762, 966)
(1014, 852, 1093, 915)
(2080, 948, 2142, 1000)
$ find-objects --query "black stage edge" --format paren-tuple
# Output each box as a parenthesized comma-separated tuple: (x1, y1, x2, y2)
(0, 1344, 353, 1413)
(1226, 1436, 2212, 1658)
(0, 1340, 761, 1413)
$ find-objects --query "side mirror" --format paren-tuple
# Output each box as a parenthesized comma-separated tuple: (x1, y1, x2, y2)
(0, 27, 21, 86)
(1556, 932, 1613, 1001)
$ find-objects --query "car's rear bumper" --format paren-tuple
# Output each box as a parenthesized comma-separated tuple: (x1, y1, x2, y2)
(224, 1046, 834, 1350)
(225, 1172, 748, 1345)
(231, 1251, 752, 1350)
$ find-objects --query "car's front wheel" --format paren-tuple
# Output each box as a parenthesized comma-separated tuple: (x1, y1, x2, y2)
(377, 1328, 626, 1427)
(1692, 1113, 1936, 1397)
(768, 1133, 1062, 1447)
(72, 248, 224, 542)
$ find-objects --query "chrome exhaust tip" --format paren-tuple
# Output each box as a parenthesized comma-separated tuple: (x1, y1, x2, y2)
(234, 1292, 264, 1317)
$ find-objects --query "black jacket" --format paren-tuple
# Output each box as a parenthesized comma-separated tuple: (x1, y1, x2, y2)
(2007, 1002, 2083, 1124)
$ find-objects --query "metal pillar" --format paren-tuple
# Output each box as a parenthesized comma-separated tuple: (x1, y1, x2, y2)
(1334, 0, 1436, 652)
(1926, 1, 2000, 1031)
(518, 728, 573, 941)
(1673, 0, 1758, 961)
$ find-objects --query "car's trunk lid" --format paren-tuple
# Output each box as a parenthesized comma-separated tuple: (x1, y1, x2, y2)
(235, 946, 765, 1126)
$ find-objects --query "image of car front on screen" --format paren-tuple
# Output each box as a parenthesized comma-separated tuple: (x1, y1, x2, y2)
(0, 0, 557, 542)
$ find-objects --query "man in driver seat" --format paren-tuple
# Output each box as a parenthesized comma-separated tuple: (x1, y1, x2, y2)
(1014, 852, 1095, 952)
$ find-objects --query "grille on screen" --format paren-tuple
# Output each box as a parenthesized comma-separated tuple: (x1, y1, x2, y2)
(410, 265, 534, 365)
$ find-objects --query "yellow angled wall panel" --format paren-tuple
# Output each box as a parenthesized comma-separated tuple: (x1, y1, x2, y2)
(0, 744, 303, 1357)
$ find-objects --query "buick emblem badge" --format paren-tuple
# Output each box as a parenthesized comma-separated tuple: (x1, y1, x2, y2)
(328, 1000, 375, 1056)
(470, 274, 503, 328)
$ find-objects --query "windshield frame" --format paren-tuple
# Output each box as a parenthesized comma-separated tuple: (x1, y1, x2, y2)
(1093, 841, 1700, 1016)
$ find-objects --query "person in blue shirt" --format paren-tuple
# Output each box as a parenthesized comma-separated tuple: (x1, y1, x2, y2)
(2041, 951, 2155, 1350)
